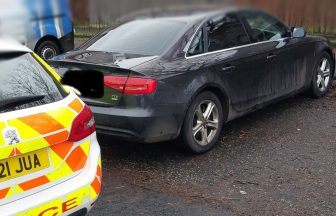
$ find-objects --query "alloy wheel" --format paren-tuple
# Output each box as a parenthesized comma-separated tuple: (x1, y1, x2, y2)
(41, 46, 57, 60)
(192, 100, 219, 146)
(317, 58, 331, 92)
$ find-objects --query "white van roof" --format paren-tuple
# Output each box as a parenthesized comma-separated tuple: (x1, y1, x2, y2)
(0, 39, 31, 53)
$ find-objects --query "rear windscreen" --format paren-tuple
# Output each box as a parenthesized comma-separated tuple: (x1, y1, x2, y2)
(85, 19, 187, 56)
(0, 53, 66, 112)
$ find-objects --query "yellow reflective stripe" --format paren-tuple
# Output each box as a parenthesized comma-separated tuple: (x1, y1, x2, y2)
(45, 107, 76, 131)
(7, 119, 42, 141)
(5, 187, 16, 199)
(46, 150, 73, 181)
(16, 139, 50, 155)
(19, 185, 94, 216)
(27, 198, 62, 216)
(0, 146, 14, 160)
(33, 53, 61, 82)
(0, 121, 6, 146)
(0, 115, 93, 202)
(65, 187, 89, 207)
(12, 153, 100, 215)
(98, 156, 102, 168)
(89, 185, 99, 200)
(14, 186, 24, 195)
(79, 141, 90, 156)
(32, 53, 70, 94)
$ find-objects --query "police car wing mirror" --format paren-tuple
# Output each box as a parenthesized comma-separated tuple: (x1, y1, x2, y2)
(61, 70, 104, 98)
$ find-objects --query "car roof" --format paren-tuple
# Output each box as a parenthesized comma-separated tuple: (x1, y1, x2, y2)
(117, 6, 243, 25)
(0, 39, 31, 53)
(159, 7, 241, 22)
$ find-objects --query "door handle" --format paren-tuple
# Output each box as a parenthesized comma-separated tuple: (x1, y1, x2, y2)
(222, 65, 236, 72)
(267, 54, 277, 60)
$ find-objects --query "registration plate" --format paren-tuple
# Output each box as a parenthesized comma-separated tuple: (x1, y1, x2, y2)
(0, 149, 50, 182)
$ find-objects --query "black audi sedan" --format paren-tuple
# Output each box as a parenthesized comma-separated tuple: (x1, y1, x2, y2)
(49, 7, 335, 154)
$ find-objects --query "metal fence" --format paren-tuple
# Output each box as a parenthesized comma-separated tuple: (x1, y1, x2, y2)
(75, 22, 108, 38)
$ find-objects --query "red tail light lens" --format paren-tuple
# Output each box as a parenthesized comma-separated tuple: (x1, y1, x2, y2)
(104, 76, 157, 95)
(69, 105, 96, 142)
(104, 76, 128, 93)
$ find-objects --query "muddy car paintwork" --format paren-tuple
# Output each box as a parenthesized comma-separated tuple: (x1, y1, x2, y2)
(48, 8, 335, 143)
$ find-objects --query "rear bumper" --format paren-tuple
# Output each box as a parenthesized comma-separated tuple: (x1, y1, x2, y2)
(91, 103, 187, 143)
(0, 134, 101, 216)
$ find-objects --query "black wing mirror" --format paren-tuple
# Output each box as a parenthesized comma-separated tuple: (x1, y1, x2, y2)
(61, 70, 104, 98)
(292, 27, 306, 38)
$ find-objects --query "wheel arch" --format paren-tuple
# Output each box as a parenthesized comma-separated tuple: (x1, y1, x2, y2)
(182, 83, 231, 128)
(199, 85, 230, 123)
(34, 35, 62, 53)
(322, 47, 335, 77)
(176, 83, 231, 141)
(315, 41, 335, 77)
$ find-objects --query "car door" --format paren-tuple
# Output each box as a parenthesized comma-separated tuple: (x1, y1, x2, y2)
(203, 13, 279, 114)
(239, 10, 302, 100)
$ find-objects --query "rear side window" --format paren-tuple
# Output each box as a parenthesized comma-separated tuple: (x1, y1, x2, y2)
(206, 14, 250, 52)
(0, 53, 66, 113)
(187, 29, 205, 56)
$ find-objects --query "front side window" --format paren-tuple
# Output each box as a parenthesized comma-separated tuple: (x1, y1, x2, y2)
(206, 14, 250, 52)
(241, 11, 289, 42)
(0, 53, 66, 113)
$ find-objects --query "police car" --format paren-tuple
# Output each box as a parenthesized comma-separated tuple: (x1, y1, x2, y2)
(0, 40, 101, 216)
(0, 0, 74, 60)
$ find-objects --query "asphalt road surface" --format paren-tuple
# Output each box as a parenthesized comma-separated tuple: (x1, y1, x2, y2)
(89, 83, 336, 216)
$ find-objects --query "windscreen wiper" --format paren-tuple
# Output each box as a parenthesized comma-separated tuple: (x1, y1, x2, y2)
(0, 95, 46, 111)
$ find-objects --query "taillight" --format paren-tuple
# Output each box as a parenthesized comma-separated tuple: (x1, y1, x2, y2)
(104, 76, 128, 93)
(104, 76, 157, 95)
(69, 105, 96, 142)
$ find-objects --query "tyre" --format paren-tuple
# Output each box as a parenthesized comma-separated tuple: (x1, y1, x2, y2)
(310, 52, 334, 98)
(36, 40, 61, 60)
(181, 91, 224, 154)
